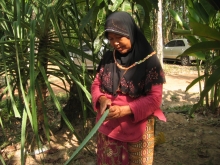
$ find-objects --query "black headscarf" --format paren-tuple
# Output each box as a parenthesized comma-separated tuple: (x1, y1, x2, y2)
(97, 11, 165, 98)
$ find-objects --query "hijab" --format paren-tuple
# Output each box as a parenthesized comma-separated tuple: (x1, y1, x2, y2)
(97, 11, 165, 98)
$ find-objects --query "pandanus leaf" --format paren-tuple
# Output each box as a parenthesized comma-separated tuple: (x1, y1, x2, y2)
(64, 109, 109, 165)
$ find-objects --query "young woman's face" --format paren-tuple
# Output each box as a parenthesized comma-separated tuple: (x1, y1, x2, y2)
(108, 32, 131, 54)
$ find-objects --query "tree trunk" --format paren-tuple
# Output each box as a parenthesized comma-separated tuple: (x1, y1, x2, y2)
(152, 9, 157, 49)
(156, 0, 163, 66)
(60, 84, 83, 129)
(36, 36, 49, 134)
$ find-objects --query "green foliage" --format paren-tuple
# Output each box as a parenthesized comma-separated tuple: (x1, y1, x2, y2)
(170, 0, 220, 115)
(0, 98, 21, 119)
(0, 0, 155, 164)
(170, 94, 178, 101)
(164, 104, 193, 113)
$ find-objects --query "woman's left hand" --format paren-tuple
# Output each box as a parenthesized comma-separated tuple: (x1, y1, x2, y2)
(106, 105, 132, 120)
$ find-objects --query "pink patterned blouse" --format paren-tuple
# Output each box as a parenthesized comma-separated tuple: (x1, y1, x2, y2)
(91, 74, 166, 142)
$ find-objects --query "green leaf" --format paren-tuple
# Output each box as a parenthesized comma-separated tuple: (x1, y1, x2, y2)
(29, 19, 37, 134)
(190, 21, 220, 41)
(169, 9, 190, 30)
(134, 3, 145, 28)
(142, 22, 151, 41)
(191, 52, 206, 60)
(213, 56, 220, 65)
(39, 66, 75, 132)
(1, 44, 21, 118)
(185, 75, 205, 92)
(172, 29, 192, 35)
(121, 1, 132, 13)
(193, 1, 209, 23)
(47, 0, 59, 7)
(188, 7, 200, 22)
(182, 41, 220, 56)
(108, 0, 123, 11)
(134, 0, 152, 25)
(200, 0, 217, 19)
(79, 4, 100, 33)
(21, 109, 28, 165)
(95, 0, 104, 6)
(135, 0, 153, 12)
(64, 109, 109, 165)
(0, 154, 6, 165)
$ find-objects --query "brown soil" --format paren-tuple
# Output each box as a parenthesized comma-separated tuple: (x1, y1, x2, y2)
(1, 67, 220, 165)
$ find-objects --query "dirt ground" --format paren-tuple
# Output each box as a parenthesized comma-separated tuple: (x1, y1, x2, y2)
(1, 67, 220, 165)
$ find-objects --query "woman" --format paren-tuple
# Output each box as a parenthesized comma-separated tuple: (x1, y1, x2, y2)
(91, 11, 166, 165)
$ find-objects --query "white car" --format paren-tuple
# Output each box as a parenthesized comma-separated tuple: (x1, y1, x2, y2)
(163, 38, 196, 66)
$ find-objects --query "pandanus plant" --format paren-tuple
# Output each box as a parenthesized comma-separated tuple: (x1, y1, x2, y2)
(0, 0, 94, 164)
(0, 0, 157, 164)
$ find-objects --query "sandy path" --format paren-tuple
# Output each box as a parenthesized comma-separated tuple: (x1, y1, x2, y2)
(164, 73, 203, 93)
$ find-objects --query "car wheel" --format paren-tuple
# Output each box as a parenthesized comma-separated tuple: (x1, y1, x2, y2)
(181, 56, 191, 66)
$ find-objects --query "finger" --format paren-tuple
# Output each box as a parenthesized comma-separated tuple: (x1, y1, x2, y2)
(107, 111, 118, 118)
(100, 105, 108, 114)
(100, 108, 105, 115)
(105, 114, 117, 120)
(101, 104, 111, 115)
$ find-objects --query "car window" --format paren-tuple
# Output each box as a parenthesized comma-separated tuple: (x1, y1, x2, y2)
(165, 41, 176, 47)
(175, 40, 185, 46)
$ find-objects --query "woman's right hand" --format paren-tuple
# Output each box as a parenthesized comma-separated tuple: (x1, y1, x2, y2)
(98, 96, 111, 115)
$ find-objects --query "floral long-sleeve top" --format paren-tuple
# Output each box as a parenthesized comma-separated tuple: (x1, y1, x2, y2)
(91, 74, 166, 142)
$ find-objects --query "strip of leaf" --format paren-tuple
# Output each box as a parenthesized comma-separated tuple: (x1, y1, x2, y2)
(185, 75, 205, 92)
(64, 109, 109, 165)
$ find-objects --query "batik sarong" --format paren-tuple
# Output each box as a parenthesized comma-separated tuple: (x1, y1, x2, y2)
(96, 117, 155, 165)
